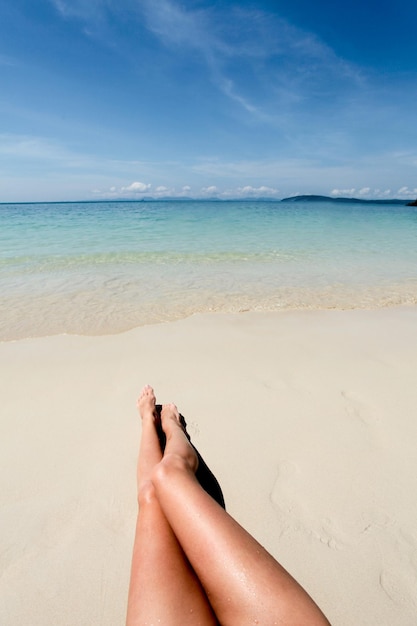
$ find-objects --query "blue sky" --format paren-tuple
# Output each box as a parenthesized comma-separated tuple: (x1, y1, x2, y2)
(1, 0, 417, 201)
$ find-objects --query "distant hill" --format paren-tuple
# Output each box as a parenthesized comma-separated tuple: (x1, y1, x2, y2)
(281, 194, 409, 205)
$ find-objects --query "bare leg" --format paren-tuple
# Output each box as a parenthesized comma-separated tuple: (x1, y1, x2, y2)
(126, 386, 217, 626)
(152, 403, 331, 626)
(154, 404, 226, 509)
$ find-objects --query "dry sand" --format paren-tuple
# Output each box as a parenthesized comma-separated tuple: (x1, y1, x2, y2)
(1, 308, 416, 625)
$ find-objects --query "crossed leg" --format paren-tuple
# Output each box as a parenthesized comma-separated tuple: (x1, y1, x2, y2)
(152, 401, 331, 626)
(126, 385, 217, 626)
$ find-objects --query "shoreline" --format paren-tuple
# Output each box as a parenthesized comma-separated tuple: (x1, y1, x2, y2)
(3, 199, 417, 343)
(1, 307, 417, 625)
(2, 298, 417, 343)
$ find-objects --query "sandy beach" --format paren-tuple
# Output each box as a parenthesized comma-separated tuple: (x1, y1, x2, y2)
(1, 307, 417, 625)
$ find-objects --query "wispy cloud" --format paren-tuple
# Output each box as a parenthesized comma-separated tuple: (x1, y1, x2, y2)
(138, 0, 365, 120)
(49, 0, 364, 122)
(0, 134, 77, 161)
(138, 0, 210, 51)
(0, 133, 149, 174)
(51, 0, 105, 21)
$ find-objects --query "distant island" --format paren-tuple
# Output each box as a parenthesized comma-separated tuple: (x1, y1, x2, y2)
(8, 194, 415, 205)
(281, 194, 411, 205)
(130, 195, 416, 205)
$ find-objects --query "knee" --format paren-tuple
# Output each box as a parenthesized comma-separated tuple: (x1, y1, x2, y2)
(137, 479, 158, 507)
(151, 453, 191, 486)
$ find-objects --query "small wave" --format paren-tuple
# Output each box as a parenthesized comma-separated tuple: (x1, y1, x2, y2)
(0, 249, 301, 273)
(2, 283, 417, 341)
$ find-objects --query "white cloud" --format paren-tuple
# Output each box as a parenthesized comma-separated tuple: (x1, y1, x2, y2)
(99, 182, 195, 199)
(237, 185, 278, 196)
(358, 188, 395, 198)
(93, 182, 152, 199)
(331, 188, 356, 197)
(122, 181, 151, 193)
(397, 186, 417, 198)
(193, 184, 280, 199)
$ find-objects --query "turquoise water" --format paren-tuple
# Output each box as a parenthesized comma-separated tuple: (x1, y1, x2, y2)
(1, 200, 417, 340)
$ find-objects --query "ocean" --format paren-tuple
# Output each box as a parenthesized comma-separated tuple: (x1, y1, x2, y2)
(1, 199, 417, 340)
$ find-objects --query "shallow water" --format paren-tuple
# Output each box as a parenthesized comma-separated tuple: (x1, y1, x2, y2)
(1, 200, 417, 340)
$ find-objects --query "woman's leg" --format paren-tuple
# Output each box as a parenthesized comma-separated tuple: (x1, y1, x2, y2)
(154, 404, 226, 509)
(126, 386, 218, 626)
(152, 402, 331, 626)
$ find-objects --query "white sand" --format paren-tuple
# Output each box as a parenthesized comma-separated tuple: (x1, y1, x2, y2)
(1, 308, 417, 625)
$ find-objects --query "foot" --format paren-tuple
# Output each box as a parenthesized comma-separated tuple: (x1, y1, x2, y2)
(137, 384, 157, 422)
(160, 403, 199, 474)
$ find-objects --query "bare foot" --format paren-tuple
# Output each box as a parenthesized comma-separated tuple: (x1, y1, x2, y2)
(137, 384, 157, 422)
(160, 403, 199, 473)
